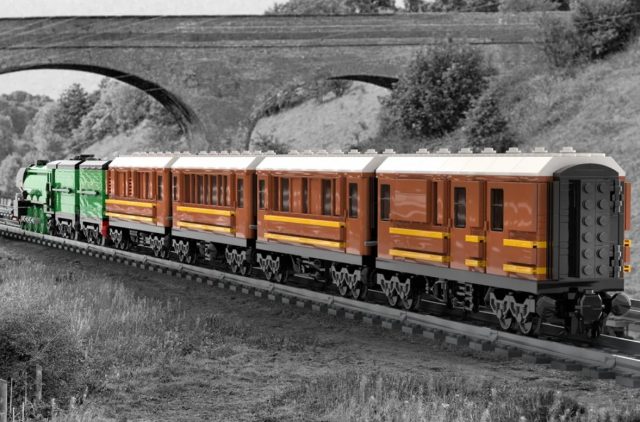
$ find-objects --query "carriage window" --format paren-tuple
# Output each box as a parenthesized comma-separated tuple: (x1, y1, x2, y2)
(322, 179, 332, 215)
(491, 189, 504, 231)
(211, 176, 218, 205)
(302, 178, 308, 214)
(172, 176, 177, 201)
(454, 187, 466, 228)
(281, 178, 290, 212)
(348, 183, 358, 218)
(237, 178, 244, 208)
(222, 175, 228, 206)
(157, 175, 163, 200)
(273, 177, 279, 211)
(380, 184, 390, 221)
(147, 173, 153, 200)
(197, 175, 204, 204)
(258, 179, 266, 209)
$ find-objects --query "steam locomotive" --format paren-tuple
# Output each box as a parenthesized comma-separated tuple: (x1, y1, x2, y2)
(7, 147, 633, 338)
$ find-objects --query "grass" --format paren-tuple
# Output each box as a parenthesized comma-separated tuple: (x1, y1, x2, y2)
(261, 370, 640, 422)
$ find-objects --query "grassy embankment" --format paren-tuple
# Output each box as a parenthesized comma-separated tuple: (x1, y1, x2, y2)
(1, 255, 640, 421)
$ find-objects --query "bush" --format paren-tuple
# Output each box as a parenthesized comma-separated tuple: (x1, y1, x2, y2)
(379, 44, 494, 140)
(464, 88, 518, 153)
(499, 0, 561, 12)
(539, 0, 639, 67)
(573, 0, 639, 59)
(252, 133, 291, 153)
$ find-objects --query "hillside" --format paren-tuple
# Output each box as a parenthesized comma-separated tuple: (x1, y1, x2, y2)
(250, 82, 389, 151)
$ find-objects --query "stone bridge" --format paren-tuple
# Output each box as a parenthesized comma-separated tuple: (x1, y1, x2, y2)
(0, 13, 555, 149)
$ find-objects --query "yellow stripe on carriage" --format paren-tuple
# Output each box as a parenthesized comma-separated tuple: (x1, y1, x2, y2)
(503, 263, 547, 275)
(106, 199, 155, 208)
(388, 227, 449, 239)
(503, 239, 547, 249)
(106, 212, 155, 223)
(264, 232, 344, 249)
(264, 214, 344, 228)
(176, 221, 234, 233)
(176, 206, 234, 217)
(465, 259, 486, 268)
(389, 248, 449, 263)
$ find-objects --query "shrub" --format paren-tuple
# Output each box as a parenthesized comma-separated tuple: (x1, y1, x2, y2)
(538, 0, 639, 67)
(538, 15, 587, 68)
(499, 0, 561, 12)
(252, 133, 291, 153)
(464, 88, 518, 153)
(379, 44, 494, 140)
(573, 0, 639, 59)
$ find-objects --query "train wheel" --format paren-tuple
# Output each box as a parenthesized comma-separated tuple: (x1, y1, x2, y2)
(387, 293, 400, 307)
(518, 315, 541, 337)
(273, 265, 290, 284)
(239, 261, 252, 277)
(401, 289, 422, 311)
(498, 314, 515, 331)
(351, 280, 368, 300)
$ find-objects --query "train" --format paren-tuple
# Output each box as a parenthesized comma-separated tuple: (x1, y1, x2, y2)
(5, 146, 633, 338)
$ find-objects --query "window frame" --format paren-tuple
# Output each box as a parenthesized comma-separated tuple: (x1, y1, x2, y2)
(380, 183, 391, 221)
(348, 182, 358, 219)
(258, 179, 266, 210)
(490, 188, 504, 232)
(454, 187, 466, 228)
(322, 179, 333, 216)
(237, 177, 244, 209)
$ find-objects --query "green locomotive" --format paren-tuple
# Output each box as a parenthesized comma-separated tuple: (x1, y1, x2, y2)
(14, 155, 110, 241)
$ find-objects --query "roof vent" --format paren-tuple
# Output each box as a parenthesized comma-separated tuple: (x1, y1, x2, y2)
(481, 147, 496, 154)
(533, 146, 547, 153)
(330, 149, 344, 154)
(459, 147, 473, 154)
(265, 150, 276, 155)
(560, 146, 576, 154)
(506, 147, 521, 154)
(416, 148, 430, 154)
(365, 149, 377, 154)
(302, 149, 314, 154)
(229, 150, 240, 155)
(383, 148, 396, 154)
(219, 151, 229, 155)
(289, 150, 300, 155)
(349, 149, 361, 154)
(316, 149, 328, 155)
(436, 148, 451, 154)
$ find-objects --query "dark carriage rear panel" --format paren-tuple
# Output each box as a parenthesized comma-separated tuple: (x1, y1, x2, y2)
(553, 164, 624, 283)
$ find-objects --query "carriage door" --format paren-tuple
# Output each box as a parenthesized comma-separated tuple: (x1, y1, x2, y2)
(450, 181, 485, 272)
(554, 164, 622, 280)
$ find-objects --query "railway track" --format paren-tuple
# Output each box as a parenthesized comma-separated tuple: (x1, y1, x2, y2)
(3, 221, 640, 388)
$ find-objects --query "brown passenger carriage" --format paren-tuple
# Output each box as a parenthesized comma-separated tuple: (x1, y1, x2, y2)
(254, 151, 384, 292)
(169, 152, 263, 271)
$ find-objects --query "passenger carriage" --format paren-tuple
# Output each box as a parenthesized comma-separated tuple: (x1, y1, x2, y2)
(255, 150, 385, 293)
(105, 154, 177, 255)
(375, 147, 632, 336)
(170, 152, 263, 272)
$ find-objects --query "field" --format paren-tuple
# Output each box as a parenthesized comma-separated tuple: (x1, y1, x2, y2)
(2, 237, 640, 421)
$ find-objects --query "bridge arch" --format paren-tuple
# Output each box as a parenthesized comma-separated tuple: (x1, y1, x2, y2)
(0, 63, 207, 150)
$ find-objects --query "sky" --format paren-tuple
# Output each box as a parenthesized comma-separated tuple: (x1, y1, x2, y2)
(0, 0, 298, 99)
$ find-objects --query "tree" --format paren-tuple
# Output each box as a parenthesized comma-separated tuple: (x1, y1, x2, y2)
(403, 0, 426, 12)
(464, 89, 517, 153)
(28, 103, 68, 159)
(266, 0, 395, 14)
(0, 152, 21, 195)
(499, 0, 563, 11)
(53, 83, 91, 137)
(0, 115, 15, 159)
(380, 45, 494, 139)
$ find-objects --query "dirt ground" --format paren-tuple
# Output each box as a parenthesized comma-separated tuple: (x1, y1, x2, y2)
(2, 236, 640, 421)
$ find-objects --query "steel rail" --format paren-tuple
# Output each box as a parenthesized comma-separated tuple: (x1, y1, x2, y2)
(2, 222, 640, 387)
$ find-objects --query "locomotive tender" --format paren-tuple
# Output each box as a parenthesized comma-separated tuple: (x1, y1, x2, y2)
(11, 147, 633, 338)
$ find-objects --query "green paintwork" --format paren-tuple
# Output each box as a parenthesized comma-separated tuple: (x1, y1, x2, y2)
(53, 168, 80, 216)
(20, 164, 54, 234)
(79, 167, 107, 219)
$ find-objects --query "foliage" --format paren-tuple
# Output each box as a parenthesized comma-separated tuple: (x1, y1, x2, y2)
(0, 152, 21, 195)
(252, 133, 291, 153)
(464, 88, 518, 152)
(538, 0, 639, 68)
(266, 0, 395, 14)
(499, 0, 562, 12)
(379, 45, 493, 140)
(425, 0, 498, 12)
(573, 0, 639, 60)
(53, 83, 92, 138)
(28, 103, 69, 159)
